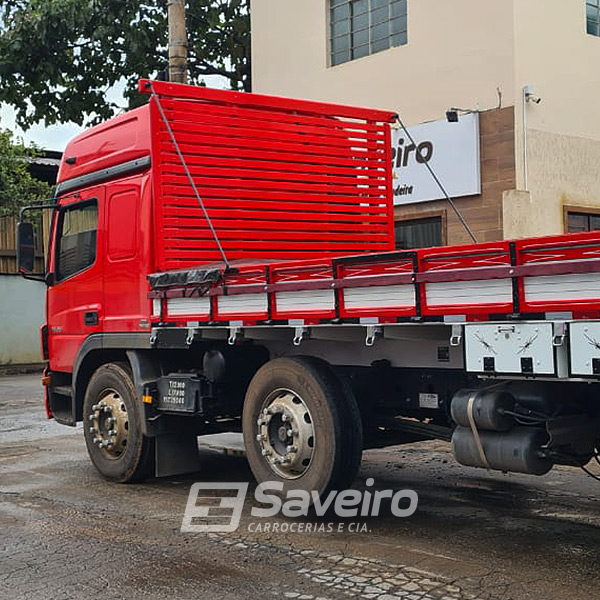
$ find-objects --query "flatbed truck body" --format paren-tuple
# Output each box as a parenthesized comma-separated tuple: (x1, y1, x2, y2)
(17, 79, 600, 494)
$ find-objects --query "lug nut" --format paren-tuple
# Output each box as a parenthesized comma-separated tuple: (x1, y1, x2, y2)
(103, 406, 111, 413)
(108, 429, 116, 436)
(261, 449, 272, 457)
(88, 414, 95, 421)
(89, 427, 95, 434)
(256, 434, 266, 442)
(281, 414, 288, 422)
(286, 445, 298, 453)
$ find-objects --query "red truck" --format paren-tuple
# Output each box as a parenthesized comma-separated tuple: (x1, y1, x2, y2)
(17, 79, 600, 496)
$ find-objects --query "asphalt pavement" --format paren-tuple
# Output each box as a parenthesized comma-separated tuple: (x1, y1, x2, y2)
(1, 373, 599, 600)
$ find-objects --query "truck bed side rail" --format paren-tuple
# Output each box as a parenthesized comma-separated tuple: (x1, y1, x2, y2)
(147, 230, 600, 325)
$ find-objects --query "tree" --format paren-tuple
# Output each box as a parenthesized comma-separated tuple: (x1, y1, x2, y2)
(0, 129, 52, 217)
(0, 0, 251, 128)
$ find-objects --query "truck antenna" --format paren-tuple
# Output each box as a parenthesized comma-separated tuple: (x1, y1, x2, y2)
(394, 114, 477, 243)
(148, 81, 231, 269)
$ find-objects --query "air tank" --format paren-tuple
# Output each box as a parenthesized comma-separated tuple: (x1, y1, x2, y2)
(452, 426, 552, 475)
(451, 389, 515, 432)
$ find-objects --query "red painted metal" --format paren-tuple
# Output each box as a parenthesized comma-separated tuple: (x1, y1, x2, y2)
(270, 259, 336, 320)
(337, 255, 416, 318)
(417, 241, 513, 315)
(139, 79, 396, 270)
(147, 229, 600, 326)
(515, 230, 600, 313)
(57, 106, 151, 184)
(214, 266, 269, 321)
(46, 190, 106, 372)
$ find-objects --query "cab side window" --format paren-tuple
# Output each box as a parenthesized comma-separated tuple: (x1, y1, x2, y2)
(56, 201, 98, 281)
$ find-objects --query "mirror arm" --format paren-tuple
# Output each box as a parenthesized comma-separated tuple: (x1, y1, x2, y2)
(19, 202, 58, 219)
(21, 272, 46, 283)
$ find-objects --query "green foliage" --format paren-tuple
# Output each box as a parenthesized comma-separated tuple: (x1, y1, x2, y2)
(0, 0, 251, 128)
(0, 129, 52, 216)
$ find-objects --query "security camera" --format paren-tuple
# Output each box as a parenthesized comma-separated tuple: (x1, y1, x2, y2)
(523, 85, 542, 105)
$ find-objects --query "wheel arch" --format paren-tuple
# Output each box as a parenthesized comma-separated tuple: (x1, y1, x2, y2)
(72, 333, 154, 423)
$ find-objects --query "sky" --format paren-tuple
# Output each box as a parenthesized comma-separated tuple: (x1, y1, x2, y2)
(0, 76, 229, 153)
(0, 104, 83, 152)
(0, 81, 130, 152)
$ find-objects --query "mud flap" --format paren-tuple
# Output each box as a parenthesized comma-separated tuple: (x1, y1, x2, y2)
(155, 433, 201, 477)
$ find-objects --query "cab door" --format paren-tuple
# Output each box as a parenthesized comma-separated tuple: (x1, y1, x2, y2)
(47, 189, 103, 372)
(102, 178, 146, 332)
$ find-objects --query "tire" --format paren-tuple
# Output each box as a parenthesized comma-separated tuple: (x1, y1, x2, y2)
(242, 356, 362, 498)
(83, 362, 155, 483)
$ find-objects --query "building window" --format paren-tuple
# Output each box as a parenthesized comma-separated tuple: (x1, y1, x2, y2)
(566, 209, 600, 233)
(395, 216, 443, 249)
(588, 1, 600, 36)
(330, 0, 407, 66)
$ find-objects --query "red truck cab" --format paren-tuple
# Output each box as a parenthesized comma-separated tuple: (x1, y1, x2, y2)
(48, 106, 154, 373)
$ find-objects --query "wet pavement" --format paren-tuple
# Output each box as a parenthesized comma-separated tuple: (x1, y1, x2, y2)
(1, 373, 599, 600)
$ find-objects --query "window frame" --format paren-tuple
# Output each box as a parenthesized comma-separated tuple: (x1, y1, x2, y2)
(564, 205, 600, 233)
(54, 197, 99, 283)
(330, 0, 408, 67)
(587, 0, 600, 36)
(394, 210, 447, 250)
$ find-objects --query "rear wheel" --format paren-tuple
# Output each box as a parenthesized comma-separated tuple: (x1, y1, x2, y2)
(242, 356, 362, 497)
(83, 362, 154, 482)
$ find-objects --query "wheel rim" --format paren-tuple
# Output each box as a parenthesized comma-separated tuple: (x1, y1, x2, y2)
(256, 388, 315, 479)
(87, 389, 129, 459)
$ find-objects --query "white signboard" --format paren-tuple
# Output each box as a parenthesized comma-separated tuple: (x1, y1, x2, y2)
(391, 113, 481, 205)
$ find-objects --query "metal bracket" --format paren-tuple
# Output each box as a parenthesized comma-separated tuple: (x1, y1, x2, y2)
(293, 326, 308, 347)
(365, 325, 382, 347)
(185, 328, 198, 346)
(450, 324, 463, 347)
(149, 329, 158, 346)
(228, 326, 242, 346)
(553, 322, 567, 347)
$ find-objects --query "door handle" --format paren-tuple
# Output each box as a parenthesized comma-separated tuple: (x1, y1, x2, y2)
(84, 311, 99, 326)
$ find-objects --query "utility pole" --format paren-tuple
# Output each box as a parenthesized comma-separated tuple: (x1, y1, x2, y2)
(168, 0, 188, 83)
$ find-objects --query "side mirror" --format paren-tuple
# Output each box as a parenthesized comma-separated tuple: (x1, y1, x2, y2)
(16, 221, 36, 274)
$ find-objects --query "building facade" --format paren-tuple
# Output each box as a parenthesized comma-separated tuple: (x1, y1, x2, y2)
(251, 0, 600, 247)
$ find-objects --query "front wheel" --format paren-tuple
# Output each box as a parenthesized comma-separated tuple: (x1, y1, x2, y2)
(242, 356, 362, 497)
(83, 362, 155, 482)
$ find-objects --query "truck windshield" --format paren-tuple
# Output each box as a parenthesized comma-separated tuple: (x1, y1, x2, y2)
(56, 201, 98, 281)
